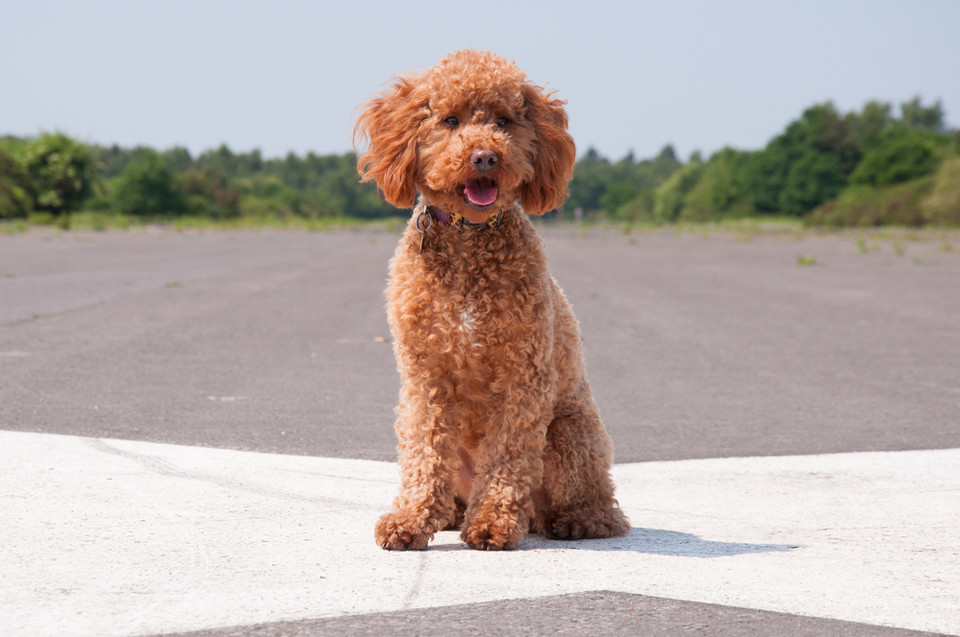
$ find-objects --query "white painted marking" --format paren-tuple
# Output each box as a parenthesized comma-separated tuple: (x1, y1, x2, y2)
(205, 396, 248, 402)
(1, 431, 957, 636)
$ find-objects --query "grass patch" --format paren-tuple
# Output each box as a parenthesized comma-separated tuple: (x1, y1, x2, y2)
(0, 212, 410, 234)
(668, 216, 806, 240)
(0, 219, 29, 234)
(892, 238, 906, 256)
(856, 235, 880, 254)
(167, 213, 406, 233)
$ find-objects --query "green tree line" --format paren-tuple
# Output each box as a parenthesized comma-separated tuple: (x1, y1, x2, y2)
(0, 136, 395, 223)
(2, 97, 958, 226)
(568, 97, 959, 227)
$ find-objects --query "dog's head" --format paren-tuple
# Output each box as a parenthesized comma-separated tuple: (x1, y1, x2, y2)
(355, 50, 576, 223)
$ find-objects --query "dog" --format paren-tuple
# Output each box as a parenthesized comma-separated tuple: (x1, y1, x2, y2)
(355, 49, 629, 550)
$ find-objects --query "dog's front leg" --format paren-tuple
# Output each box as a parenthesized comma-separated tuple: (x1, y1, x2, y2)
(376, 387, 460, 550)
(460, 389, 547, 551)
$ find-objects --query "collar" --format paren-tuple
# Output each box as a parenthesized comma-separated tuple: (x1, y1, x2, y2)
(425, 205, 506, 230)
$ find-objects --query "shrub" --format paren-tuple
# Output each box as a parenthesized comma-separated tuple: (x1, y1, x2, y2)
(679, 148, 753, 221)
(22, 133, 98, 215)
(779, 149, 849, 215)
(850, 130, 941, 187)
(0, 147, 33, 218)
(238, 175, 304, 217)
(809, 178, 934, 227)
(653, 161, 703, 223)
(113, 151, 188, 215)
(180, 168, 240, 218)
(921, 157, 960, 226)
(742, 103, 860, 216)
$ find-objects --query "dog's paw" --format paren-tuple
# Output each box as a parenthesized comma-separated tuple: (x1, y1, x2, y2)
(544, 516, 588, 540)
(540, 506, 630, 540)
(375, 512, 432, 550)
(461, 514, 525, 551)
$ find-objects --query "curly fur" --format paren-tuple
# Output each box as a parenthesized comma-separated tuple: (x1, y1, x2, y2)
(355, 50, 629, 550)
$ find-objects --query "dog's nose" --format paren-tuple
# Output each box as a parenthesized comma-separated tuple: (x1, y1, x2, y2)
(470, 149, 498, 172)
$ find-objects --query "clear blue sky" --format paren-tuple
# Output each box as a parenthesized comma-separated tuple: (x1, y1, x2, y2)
(3, 0, 958, 162)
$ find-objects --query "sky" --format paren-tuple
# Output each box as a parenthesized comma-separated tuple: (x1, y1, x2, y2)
(3, 0, 959, 163)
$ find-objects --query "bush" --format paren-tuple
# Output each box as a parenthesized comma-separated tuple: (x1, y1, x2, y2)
(678, 148, 753, 221)
(181, 168, 240, 218)
(600, 182, 640, 216)
(113, 151, 188, 215)
(22, 133, 98, 215)
(850, 130, 941, 187)
(653, 161, 703, 222)
(809, 178, 934, 227)
(921, 157, 960, 226)
(0, 147, 33, 218)
(779, 150, 850, 216)
(614, 190, 656, 222)
(742, 103, 860, 216)
(238, 175, 304, 217)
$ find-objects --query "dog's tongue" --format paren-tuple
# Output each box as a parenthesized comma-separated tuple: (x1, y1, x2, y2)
(465, 178, 498, 207)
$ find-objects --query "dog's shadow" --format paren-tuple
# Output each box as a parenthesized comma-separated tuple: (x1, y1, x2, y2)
(522, 527, 800, 557)
(492, 527, 798, 557)
(430, 527, 799, 556)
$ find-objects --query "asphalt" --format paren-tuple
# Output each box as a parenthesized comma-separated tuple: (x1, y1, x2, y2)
(2, 224, 959, 636)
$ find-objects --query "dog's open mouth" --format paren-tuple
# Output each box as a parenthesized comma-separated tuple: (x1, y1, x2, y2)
(464, 177, 498, 208)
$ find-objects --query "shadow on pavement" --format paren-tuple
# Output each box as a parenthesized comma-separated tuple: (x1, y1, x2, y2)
(518, 527, 800, 557)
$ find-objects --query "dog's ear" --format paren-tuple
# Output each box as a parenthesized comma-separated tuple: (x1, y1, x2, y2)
(519, 84, 577, 215)
(354, 76, 426, 209)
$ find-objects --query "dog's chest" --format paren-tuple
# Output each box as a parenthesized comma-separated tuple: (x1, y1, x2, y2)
(436, 301, 486, 353)
(433, 269, 503, 347)
(457, 306, 481, 339)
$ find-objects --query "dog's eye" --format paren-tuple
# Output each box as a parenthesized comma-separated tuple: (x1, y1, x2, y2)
(496, 117, 510, 128)
(444, 116, 459, 127)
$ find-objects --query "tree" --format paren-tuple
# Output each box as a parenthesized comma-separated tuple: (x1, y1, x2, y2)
(0, 145, 33, 218)
(568, 148, 611, 214)
(113, 151, 187, 215)
(599, 181, 640, 214)
(856, 101, 893, 148)
(742, 144, 789, 213)
(679, 148, 753, 221)
(653, 160, 703, 222)
(163, 146, 193, 173)
(656, 144, 678, 163)
(22, 133, 98, 215)
(181, 166, 240, 218)
(900, 97, 945, 133)
(850, 130, 941, 187)
(742, 102, 861, 216)
(780, 150, 849, 215)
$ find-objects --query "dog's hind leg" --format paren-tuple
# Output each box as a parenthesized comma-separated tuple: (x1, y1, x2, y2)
(532, 389, 631, 540)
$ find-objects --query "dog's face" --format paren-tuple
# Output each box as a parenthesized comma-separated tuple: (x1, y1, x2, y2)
(355, 50, 576, 222)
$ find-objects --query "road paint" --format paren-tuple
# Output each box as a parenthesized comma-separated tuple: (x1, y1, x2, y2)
(2, 431, 957, 636)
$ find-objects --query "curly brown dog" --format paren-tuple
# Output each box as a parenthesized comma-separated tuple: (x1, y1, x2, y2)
(355, 49, 630, 551)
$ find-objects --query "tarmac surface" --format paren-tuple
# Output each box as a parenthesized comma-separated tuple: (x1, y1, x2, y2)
(2, 223, 959, 635)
